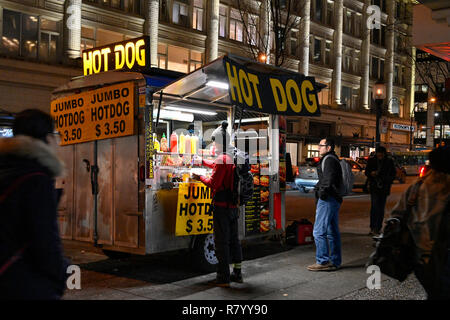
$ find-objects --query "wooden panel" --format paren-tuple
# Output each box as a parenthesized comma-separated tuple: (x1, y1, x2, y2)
(74, 142, 94, 241)
(113, 135, 139, 248)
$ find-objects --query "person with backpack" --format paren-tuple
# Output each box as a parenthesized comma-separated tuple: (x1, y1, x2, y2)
(192, 121, 243, 287)
(386, 146, 450, 299)
(308, 137, 343, 272)
(364, 146, 397, 236)
(0, 109, 69, 300)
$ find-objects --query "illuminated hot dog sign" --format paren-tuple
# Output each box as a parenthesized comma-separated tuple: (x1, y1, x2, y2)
(223, 56, 321, 116)
(82, 36, 150, 76)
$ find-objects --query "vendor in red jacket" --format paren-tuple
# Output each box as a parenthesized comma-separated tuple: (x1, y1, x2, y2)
(192, 121, 243, 287)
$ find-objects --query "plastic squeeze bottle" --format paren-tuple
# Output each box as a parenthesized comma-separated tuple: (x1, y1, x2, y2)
(190, 135, 197, 155)
(179, 132, 185, 154)
(153, 133, 160, 152)
(185, 134, 191, 154)
(170, 132, 178, 153)
(161, 133, 168, 152)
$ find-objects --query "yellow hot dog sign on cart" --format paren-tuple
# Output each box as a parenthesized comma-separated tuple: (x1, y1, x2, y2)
(176, 183, 214, 236)
(223, 56, 321, 116)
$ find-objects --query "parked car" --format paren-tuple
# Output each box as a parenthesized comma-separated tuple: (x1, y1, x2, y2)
(294, 157, 320, 193)
(294, 157, 368, 193)
(341, 158, 368, 190)
(356, 156, 369, 168)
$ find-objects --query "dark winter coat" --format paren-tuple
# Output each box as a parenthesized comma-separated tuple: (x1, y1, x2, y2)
(364, 155, 396, 196)
(315, 151, 343, 204)
(0, 135, 68, 300)
(389, 171, 450, 299)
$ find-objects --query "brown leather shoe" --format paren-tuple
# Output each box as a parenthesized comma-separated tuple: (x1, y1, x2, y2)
(307, 262, 335, 271)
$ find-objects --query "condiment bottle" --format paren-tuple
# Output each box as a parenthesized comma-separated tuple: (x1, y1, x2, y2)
(185, 134, 191, 154)
(161, 133, 168, 152)
(170, 132, 178, 153)
(153, 133, 160, 152)
(179, 132, 185, 154)
(191, 135, 198, 155)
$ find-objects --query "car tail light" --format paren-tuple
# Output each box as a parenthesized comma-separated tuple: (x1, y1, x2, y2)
(419, 166, 426, 178)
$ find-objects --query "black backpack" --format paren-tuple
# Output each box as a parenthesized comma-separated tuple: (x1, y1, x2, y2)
(232, 148, 253, 206)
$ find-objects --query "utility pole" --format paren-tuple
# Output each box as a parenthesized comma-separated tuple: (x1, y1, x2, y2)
(409, 110, 414, 151)
(373, 81, 386, 148)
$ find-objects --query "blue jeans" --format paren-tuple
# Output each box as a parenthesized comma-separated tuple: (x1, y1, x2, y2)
(313, 197, 342, 267)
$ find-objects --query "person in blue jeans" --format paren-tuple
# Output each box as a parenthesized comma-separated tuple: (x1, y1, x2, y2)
(308, 137, 343, 272)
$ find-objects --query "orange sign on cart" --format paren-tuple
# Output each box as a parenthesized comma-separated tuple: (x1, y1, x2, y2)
(51, 82, 135, 145)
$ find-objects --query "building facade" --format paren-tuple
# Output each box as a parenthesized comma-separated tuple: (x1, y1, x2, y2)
(0, 0, 415, 162)
(412, 2, 450, 149)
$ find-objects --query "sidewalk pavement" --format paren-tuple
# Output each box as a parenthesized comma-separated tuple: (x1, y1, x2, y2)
(62, 233, 426, 300)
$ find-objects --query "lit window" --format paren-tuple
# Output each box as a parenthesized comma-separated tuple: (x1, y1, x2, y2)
(173, 1, 189, 27)
(158, 43, 167, 69)
(189, 50, 203, 72)
(1, 10, 61, 62)
(219, 5, 227, 37)
(168, 44, 189, 73)
(193, 0, 204, 31)
(230, 9, 243, 42)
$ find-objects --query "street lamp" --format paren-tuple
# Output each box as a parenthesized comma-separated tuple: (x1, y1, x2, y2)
(410, 108, 415, 151)
(257, 52, 267, 63)
(372, 80, 386, 148)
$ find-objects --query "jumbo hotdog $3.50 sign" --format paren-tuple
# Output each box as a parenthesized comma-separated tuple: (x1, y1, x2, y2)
(175, 183, 214, 236)
(50, 82, 135, 145)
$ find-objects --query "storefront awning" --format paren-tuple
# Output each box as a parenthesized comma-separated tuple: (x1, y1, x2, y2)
(155, 54, 323, 117)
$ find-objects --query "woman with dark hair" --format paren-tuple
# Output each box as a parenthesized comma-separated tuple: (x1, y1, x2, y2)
(0, 109, 69, 300)
(389, 146, 450, 300)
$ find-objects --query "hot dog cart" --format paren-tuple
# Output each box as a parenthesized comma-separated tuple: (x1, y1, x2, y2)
(51, 40, 322, 270)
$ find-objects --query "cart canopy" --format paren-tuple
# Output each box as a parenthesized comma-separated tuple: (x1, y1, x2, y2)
(155, 54, 323, 117)
(52, 69, 183, 98)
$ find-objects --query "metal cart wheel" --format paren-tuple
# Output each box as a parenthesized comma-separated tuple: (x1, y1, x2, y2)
(192, 234, 218, 272)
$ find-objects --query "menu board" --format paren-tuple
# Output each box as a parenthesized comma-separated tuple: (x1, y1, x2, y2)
(145, 103, 154, 181)
(259, 161, 270, 234)
(245, 160, 271, 236)
(245, 163, 261, 236)
(278, 116, 287, 191)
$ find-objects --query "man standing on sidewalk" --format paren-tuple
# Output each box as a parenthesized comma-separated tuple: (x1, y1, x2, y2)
(192, 122, 243, 287)
(308, 137, 343, 272)
(364, 146, 396, 236)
